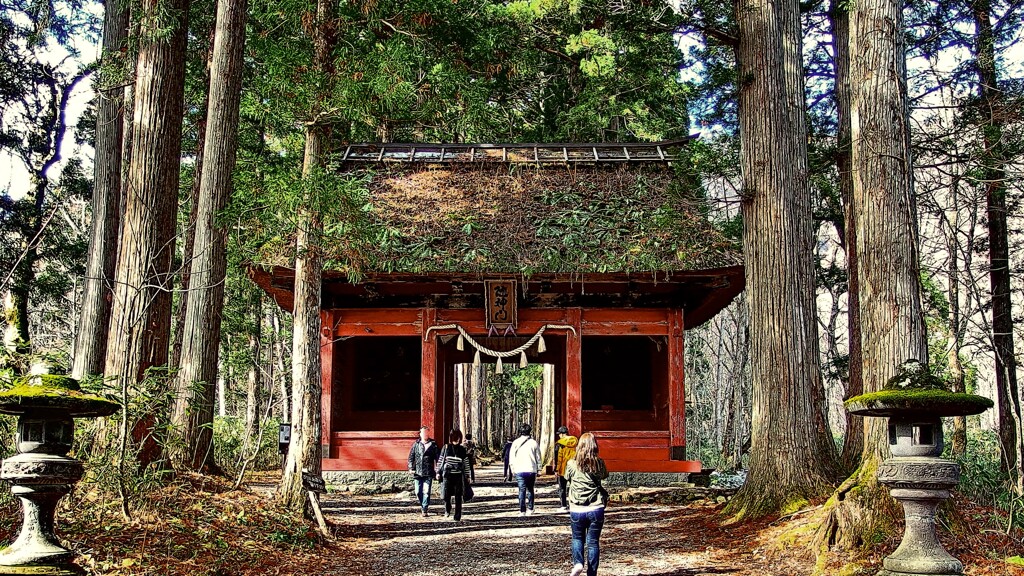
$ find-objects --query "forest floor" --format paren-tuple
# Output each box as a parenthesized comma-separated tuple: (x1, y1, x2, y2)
(1, 464, 1022, 575)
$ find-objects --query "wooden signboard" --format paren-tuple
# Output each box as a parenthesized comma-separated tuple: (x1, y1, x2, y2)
(302, 469, 330, 537)
(484, 280, 517, 330)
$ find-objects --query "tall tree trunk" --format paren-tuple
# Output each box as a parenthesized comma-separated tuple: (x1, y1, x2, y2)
(169, 20, 217, 373)
(217, 358, 227, 417)
(971, 0, 1022, 485)
(72, 0, 129, 380)
(244, 295, 264, 453)
(946, 191, 967, 458)
(816, 0, 927, 550)
(830, 0, 864, 474)
(279, 167, 325, 509)
(724, 0, 838, 520)
(104, 0, 189, 392)
(271, 307, 290, 419)
(169, 0, 247, 471)
(279, 0, 335, 510)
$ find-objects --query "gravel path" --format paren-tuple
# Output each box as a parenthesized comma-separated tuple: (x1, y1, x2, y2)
(319, 464, 803, 576)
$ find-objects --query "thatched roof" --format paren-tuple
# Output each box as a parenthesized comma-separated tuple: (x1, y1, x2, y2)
(253, 140, 741, 276)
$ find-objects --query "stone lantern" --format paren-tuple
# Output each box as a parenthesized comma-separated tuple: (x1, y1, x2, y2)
(845, 361, 993, 576)
(0, 374, 119, 575)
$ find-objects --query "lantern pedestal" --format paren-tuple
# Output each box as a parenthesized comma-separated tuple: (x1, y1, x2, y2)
(0, 453, 84, 573)
(876, 457, 962, 576)
(0, 376, 119, 575)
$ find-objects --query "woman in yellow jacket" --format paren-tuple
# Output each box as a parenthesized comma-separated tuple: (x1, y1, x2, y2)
(554, 425, 578, 511)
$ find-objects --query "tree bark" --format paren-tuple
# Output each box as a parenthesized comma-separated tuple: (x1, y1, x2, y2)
(278, 164, 325, 509)
(271, 307, 290, 419)
(830, 0, 864, 474)
(169, 0, 247, 471)
(817, 0, 928, 550)
(724, 0, 838, 520)
(279, 0, 335, 510)
(946, 190, 967, 458)
(72, 0, 129, 380)
(971, 0, 1022, 483)
(104, 0, 190, 390)
(169, 19, 217, 373)
(243, 295, 264, 453)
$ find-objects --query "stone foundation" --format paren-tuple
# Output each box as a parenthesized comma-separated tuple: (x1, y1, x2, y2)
(323, 471, 412, 494)
(605, 472, 691, 487)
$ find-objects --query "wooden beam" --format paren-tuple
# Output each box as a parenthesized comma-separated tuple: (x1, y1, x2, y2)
(320, 310, 334, 455)
(581, 308, 670, 335)
(421, 308, 438, 435)
(565, 307, 583, 435)
(668, 308, 686, 460)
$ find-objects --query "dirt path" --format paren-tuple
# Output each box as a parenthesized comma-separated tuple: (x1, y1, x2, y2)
(320, 464, 812, 576)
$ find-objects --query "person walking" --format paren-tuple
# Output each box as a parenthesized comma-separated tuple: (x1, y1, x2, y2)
(509, 423, 541, 516)
(407, 425, 440, 517)
(463, 433, 478, 482)
(502, 436, 514, 482)
(436, 429, 472, 522)
(564, 432, 609, 576)
(554, 425, 578, 511)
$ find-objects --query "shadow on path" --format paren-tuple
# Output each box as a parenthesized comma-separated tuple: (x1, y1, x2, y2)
(320, 463, 799, 576)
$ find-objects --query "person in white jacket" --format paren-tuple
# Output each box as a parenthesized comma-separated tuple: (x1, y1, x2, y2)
(509, 423, 542, 515)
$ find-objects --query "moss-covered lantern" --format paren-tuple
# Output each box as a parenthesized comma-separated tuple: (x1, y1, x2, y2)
(0, 374, 119, 575)
(845, 360, 993, 576)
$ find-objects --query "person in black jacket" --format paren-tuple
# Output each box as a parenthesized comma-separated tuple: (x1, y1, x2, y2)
(502, 436, 514, 482)
(408, 426, 440, 517)
(436, 428, 472, 522)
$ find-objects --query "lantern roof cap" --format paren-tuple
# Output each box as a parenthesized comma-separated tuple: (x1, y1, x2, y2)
(0, 374, 120, 418)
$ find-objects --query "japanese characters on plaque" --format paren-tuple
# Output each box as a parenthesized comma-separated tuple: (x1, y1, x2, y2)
(484, 280, 517, 330)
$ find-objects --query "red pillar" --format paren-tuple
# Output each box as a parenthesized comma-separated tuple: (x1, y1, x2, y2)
(668, 308, 686, 460)
(565, 307, 583, 435)
(421, 308, 438, 435)
(320, 309, 334, 458)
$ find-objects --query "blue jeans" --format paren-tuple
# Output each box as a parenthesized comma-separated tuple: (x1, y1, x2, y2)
(570, 508, 605, 576)
(516, 473, 536, 512)
(413, 475, 433, 511)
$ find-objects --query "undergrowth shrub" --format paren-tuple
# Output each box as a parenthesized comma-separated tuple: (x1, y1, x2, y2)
(949, 427, 1023, 530)
(213, 416, 282, 476)
(0, 415, 13, 509)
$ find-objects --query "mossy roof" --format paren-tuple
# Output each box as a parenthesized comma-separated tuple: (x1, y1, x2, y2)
(0, 374, 120, 417)
(253, 142, 742, 276)
(845, 389, 994, 418)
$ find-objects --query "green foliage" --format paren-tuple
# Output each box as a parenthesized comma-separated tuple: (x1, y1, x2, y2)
(212, 416, 283, 475)
(487, 364, 542, 423)
(952, 428, 1024, 530)
(80, 366, 179, 507)
(0, 0, 95, 358)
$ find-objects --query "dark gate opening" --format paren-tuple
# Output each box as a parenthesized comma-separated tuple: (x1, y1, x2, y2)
(334, 336, 421, 431)
(581, 335, 668, 431)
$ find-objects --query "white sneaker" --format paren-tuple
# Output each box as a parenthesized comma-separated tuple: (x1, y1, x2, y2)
(569, 563, 584, 576)
(526, 508, 535, 516)
(518, 512, 526, 517)
(557, 506, 568, 512)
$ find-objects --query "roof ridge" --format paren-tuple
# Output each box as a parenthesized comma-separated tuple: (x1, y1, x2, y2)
(336, 137, 697, 165)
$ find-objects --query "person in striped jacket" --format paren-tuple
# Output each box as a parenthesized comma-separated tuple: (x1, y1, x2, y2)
(436, 428, 473, 522)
